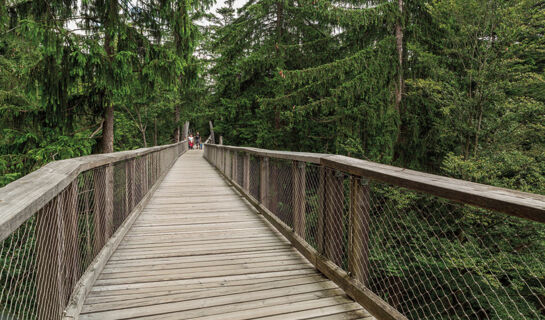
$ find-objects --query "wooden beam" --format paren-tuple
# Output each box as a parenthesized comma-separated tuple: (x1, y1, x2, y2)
(321, 155, 545, 224)
(243, 153, 250, 191)
(36, 196, 65, 320)
(260, 157, 269, 205)
(63, 181, 80, 305)
(324, 169, 344, 267)
(292, 161, 306, 237)
(349, 176, 370, 286)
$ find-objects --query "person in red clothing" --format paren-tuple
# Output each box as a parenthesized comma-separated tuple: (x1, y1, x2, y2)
(188, 134, 194, 149)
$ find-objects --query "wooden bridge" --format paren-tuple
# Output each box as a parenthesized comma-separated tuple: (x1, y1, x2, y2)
(0, 140, 544, 320)
(77, 151, 373, 319)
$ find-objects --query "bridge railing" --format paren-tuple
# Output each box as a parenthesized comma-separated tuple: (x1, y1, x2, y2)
(0, 140, 187, 320)
(204, 144, 545, 320)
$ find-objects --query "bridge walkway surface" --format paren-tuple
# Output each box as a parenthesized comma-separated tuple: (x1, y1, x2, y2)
(79, 150, 374, 320)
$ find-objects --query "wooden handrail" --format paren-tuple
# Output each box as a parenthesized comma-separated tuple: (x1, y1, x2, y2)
(204, 144, 545, 224)
(0, 141, 188, 241)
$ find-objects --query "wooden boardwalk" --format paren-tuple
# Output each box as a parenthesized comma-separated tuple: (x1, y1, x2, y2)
(79, 150, 374, 320)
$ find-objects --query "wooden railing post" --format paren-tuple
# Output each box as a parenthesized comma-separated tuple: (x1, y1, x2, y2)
(232, 151, 237, 180)
(93, 164, 114, 255)
(260, 157, 269, 205)
(349, 176, 371, 286)
(317, 166, 325, 254)
(126, 159, 135, 213)
(324, 168, 344, 266)
(243, 153, 250, 191)
(36, 196, 65, 320)
(225, 150, 231, 177)
(292, 161, 306, 236)
(63, 181, 79, 304)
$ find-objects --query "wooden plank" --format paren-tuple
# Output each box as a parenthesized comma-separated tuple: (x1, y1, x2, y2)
(349, 177, 371, 286)
(260, 157, 269, 204)
(322, 155, 545, 223)
(293, 161, 306, 237)
(86, 274, 316, 300)
(80, 287, 346, 319)
(36, 195, 65, 320)
(85, 275, 327, 305)
(324, 168, 344, 267)
(141, 296, 352, 320)
(83, 281, 339, 313)
(256, 303, 372, 320)
(243, 153, 250, 191)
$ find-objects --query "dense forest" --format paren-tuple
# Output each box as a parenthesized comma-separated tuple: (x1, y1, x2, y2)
(1, 0, 544, 192)
(1, 0, 545, 319)
(0, 0, 212, 187)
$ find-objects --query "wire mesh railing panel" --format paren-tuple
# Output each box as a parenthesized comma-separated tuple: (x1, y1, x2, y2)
(354, 182, 545, 320)
(202, 145, 545, 320)
(267, 159, 294, 228)
(0, 143, 186, 320)
(301, 163, 321, 248)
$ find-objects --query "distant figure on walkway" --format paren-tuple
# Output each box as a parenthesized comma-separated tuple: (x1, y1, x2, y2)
(189, 134, 194, 149)
(195, 132, 201, 150)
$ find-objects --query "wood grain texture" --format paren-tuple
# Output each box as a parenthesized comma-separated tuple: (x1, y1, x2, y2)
(79, 150, 373, 320)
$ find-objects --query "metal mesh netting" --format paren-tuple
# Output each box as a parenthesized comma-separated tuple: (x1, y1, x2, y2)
(203, 145, 545, 320)
(0, 144, 186, 320)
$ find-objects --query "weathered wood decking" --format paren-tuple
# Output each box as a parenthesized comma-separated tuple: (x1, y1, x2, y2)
(79, 150, 374, 320)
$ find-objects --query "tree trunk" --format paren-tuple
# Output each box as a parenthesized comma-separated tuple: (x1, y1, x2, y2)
(101, 1, 116, 154)
(141, 128, 147, 148)
(174, 106, 180, 142)
(101, 104, 114, 153)
(154, 118, 158, 146)
(395, 0, 404, 115)
(183, 121, 189, 141)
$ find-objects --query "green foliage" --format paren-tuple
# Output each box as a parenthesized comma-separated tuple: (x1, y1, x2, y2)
(202, 0, 545, 318)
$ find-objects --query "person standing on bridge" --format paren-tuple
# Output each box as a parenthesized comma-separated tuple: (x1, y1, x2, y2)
(195, 132, 201, 150)
(189, 134, 194, 149)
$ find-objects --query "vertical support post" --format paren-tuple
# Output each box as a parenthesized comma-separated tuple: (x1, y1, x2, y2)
(219, 136, 223, 145)
(292, 161, 306, 237)
(243, 153, 250, 191)
(93, 164, 113, 255)
(317, 166, 325, 254)
(36, 195, 65, 320)
(231, 151, 237, 180)
(62, 181, 79, 304)
(222, 148, 226, 173)
(349, 176, 371, 286)
(126, 159, 136, 212)
(324, 168, 344, 266)
(268, 161, 278, 213)
(260, 157, 269, 205)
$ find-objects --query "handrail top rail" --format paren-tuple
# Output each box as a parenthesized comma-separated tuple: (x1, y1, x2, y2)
(205, 143, 545, 223)
(0, 140, 187, 241)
